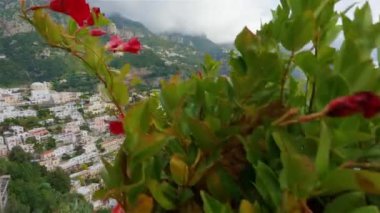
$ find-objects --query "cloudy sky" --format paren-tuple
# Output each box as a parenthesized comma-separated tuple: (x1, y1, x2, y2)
(90, 0, 380, 43)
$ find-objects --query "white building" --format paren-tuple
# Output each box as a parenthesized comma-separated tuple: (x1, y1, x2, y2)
(101, 138, 123, 153)
(0, 138, 8, 157)
(49, 102, 78, 119)
(4, 135, 22, 151)
(53, 144, 74, 157)
(9, 126, 24, 135)
(51, 92, 81, 105)
(64, 121, 81, 133)
(26, 127, 50, 141)
(30, 82, 52, 104)
(76, 183, 100, 201)
(0, 106, 37, 122)
(59, 152, 99, 170)
(89, 116, 110, 133)
(53, 132, 78, 144)
(39, 158, 60, 170)
(20, 144, 34, 153)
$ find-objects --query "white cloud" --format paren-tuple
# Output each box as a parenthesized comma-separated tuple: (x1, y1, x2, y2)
(89, 0, 380, 43)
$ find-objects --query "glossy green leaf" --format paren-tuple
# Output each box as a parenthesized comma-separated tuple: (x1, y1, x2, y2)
(131, 132, 169, 162)
(280, 151, 317, 198)
(187, 118, 220, 151)
(254, 162, 281, 208)
(200, 191, 233, 213)
(350, 206, 379, 213)
(235, 27, 258, 56)
(169, 154, 189, 186)
(147, 180, 176, 210)
(321, 169, 380, 195)
(324, 192, 366, 213)
(280, 12, 315, 51)
(206, 166, 241, 202)
(202, 54, 221, 77)
(315, 121, 331, 176)
(294, 51, 319, 76)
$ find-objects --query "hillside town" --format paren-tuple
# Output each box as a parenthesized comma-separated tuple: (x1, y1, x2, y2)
(0, 82, 125, 209)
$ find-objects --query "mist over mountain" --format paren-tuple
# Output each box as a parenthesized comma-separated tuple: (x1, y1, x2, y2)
(0, 2, 230, 89)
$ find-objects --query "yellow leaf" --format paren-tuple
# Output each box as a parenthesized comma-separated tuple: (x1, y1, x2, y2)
(129, 194, 154, 213)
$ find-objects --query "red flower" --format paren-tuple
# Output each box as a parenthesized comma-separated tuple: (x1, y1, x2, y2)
(49, 0, 92, 26)
(105, 36, 141, 53)
(119, 37, 141, 54)
(90, 28, 107, 37)
(108, 114, 125, 135)
(109, 120, 124, 135)
(325, 92, 380, 118)
(105, 35, 123, 51)
(112, 204, 125, 213)
(85, 7, 102, 26)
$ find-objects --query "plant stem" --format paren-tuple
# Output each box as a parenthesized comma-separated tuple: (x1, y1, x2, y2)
(308, 29, 320, 113)
(308, 79, 316, 113)
(280, 51, 295, 102)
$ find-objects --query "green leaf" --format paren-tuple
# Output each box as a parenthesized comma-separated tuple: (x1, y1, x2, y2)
(254, 162, 281, 208)
(147, 180, 176, 210)
(206, 166, 241, 202)
(202, 54, 221, 77)
(67, 18, 78, 35)
(131, 132, 169, 162)
(321, 169, 380, 195)
(280, 11, 315, 51)
(239, 200, 258, 213)
(235, 27, 258, 56)
(187, 118, 220, 151)
(280, 152, 317, 198)
(315, 121, 331, 176)
(324, 192, 366, 213)
(294, 51, 319, 76)
(350, 206, 380, 213)
(188, 150, 220, 186)
(45, 17, 63, 44)
(169, 154, 189, 186)
(200, 191, 233, 213)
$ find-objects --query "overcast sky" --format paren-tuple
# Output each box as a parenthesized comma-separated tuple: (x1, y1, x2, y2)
(89, 0, 380, 43)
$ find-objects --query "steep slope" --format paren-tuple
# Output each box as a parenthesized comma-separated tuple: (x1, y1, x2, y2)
(0, 3, 227, 89)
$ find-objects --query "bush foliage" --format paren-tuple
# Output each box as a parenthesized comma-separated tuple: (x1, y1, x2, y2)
(22, 0, 380, 212)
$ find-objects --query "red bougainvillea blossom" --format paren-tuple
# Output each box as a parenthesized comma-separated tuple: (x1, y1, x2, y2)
(112, 204, 125, 213)
(119, 37, 141, 54)
(90, 28, 107, 37)
(108, 115, 125, 135)
(49, 0, 92, 26)
(105, 35, 124, 51)
(85, 7, 101, 26)
(325, 91, 380, 118)
(105, 36, 141, 54)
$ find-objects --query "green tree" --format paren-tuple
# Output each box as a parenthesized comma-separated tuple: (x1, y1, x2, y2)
(8, 146, 32, 163)
(4, 195, 30, 213)
(46, 168, 71, 194)
(45, 137, 56, 150)
(25, 137, 37, 144)
(37, 108, 52, 119)
(33, 142, 44, 154)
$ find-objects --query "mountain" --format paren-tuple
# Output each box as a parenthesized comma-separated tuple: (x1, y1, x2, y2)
(0, 3, 228, 89)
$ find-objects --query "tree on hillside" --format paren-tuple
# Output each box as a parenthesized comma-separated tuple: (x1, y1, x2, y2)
(46, 168, 71, 194)
(8, 146, 32, 163)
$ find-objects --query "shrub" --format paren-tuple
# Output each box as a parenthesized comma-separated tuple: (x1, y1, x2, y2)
(22, 0, 380, 212)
